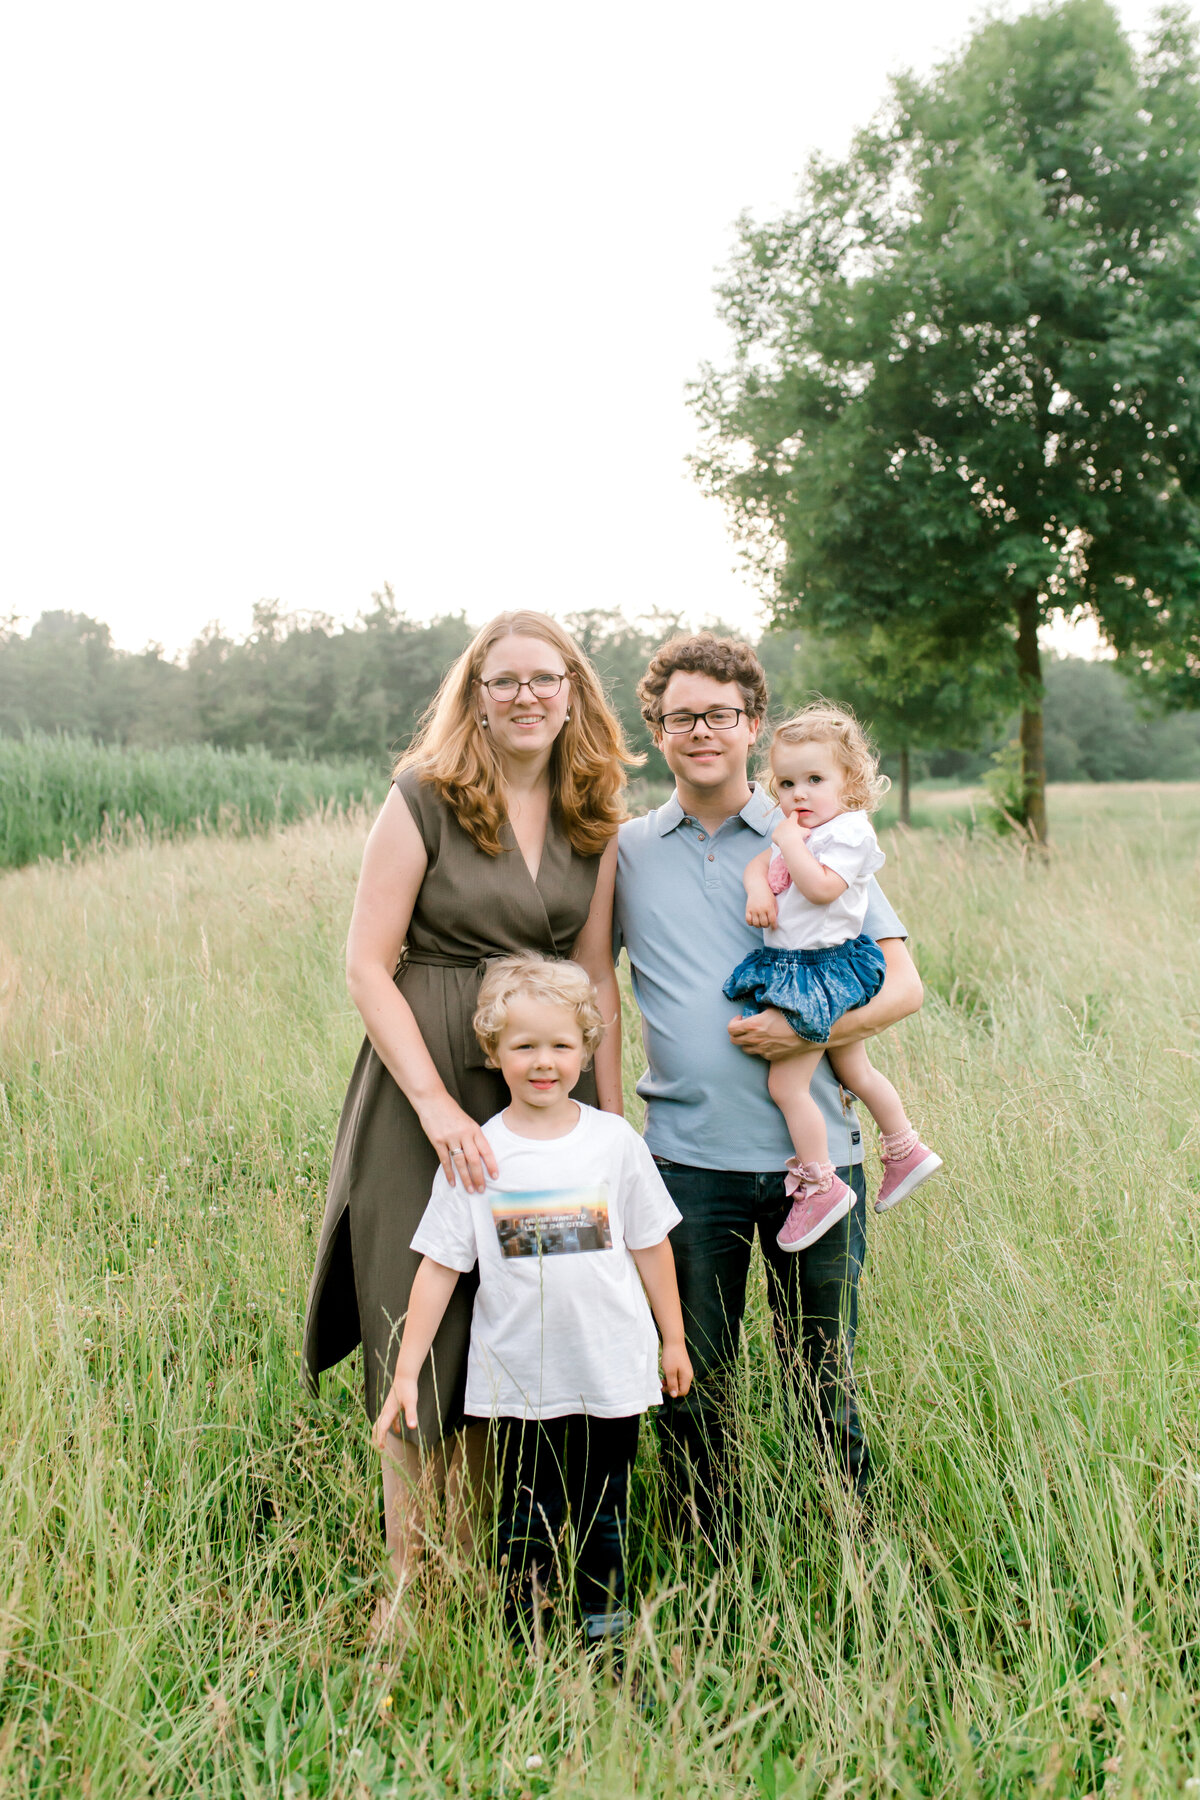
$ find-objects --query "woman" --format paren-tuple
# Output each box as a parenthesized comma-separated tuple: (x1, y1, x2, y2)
(302, 609, 635, 1633)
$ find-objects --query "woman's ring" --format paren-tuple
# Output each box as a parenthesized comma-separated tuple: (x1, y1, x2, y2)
(449, 1145, 464, 1157)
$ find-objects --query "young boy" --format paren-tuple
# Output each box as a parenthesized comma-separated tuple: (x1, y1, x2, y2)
(373, 953, 692, 1647)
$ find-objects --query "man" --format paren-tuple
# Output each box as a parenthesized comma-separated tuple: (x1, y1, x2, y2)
(613, 633, 923, 1532)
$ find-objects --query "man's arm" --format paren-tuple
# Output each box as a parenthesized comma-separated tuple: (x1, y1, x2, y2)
(726, 936, 923, 1063)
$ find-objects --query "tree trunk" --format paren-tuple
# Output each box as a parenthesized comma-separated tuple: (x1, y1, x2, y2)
(1015, 591, 1048, 844)
(898, 746, 911, 826)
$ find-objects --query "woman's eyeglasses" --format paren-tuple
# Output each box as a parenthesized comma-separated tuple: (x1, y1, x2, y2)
(478, 674, 565, 701)
(658, 707, 745, 734)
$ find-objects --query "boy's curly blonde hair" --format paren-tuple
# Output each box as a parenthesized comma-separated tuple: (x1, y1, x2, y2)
(765, 702, 891, 814)
(473, 954, 606, 1068)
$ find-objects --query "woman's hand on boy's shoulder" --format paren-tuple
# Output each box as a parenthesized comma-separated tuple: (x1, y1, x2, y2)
(415, 1092, 497, 1193)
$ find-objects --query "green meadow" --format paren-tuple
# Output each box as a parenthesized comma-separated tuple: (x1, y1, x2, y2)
(0, 785, 1198, 1796)
(0, 732, 388, 870)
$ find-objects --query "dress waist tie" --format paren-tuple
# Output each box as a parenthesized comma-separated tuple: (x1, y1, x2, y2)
(397, 949, 531, 1069)
(401, 949, 501, 977)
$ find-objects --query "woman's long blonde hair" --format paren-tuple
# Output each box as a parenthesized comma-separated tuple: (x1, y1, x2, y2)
(395, 610, 641, 857)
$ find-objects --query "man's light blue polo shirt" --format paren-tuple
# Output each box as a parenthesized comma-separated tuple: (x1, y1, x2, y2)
(614, 783, 906, 1173)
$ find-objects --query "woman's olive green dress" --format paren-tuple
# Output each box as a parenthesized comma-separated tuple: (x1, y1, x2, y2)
(302, 769, 602, 1439)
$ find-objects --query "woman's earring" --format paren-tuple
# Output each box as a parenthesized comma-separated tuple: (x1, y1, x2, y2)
(565, 709, 571, 721)
(479, 716, 489, 729)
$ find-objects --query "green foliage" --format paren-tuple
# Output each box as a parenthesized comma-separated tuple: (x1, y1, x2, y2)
(185, 594, 476, 760)
(760, 622, 1016, 754)
(565, 608, 685, 783)
(692, 0, 1200, 834)
(0, 592, 476, 761)
(9, 602, 1200, 861)
(0, 733, 386, 869)
(1042, 651, 1200, 779)
(982, 740, 1028, 832)
(930, 653, 1200, 784)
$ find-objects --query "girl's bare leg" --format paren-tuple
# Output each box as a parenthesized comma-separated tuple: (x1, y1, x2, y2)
(827, 1039, 910, 1137)
(767, 1048, 831, 1165)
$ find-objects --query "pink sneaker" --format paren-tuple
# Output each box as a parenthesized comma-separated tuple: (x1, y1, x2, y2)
(875, 1142, 942, 1213)
(777, 1168, 855, 1253)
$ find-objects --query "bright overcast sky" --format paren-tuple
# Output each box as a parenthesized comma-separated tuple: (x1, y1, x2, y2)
(1, 0, 1179, 655)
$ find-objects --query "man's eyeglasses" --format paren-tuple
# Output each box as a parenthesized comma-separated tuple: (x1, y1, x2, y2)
(478, 673, 565, 701)
(658, 707, 745, 735)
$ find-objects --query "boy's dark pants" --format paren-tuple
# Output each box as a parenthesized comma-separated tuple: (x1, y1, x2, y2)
(494, 1412, 639, 1643)
(653, 1159, 869, 1540)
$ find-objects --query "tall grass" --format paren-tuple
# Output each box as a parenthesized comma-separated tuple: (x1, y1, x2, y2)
(0, 731, 389, 869)
(0, 786, 1198, 1794)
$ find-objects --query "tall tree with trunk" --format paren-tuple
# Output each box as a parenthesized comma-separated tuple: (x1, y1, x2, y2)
(691, 0, 1200, 841)
(759, 622, 1015, 824)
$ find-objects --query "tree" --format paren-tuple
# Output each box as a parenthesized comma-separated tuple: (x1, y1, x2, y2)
(565, 608, 689, 783)
(0, 611, 116, 739)
(692, 0, 1200, 841)
(760, 621, 1015, 823)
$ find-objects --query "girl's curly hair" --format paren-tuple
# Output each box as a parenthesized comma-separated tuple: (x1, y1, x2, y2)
(765, 701, 891, 814)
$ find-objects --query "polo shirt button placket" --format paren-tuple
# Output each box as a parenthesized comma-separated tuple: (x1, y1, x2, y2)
(704, 843, 720, 890)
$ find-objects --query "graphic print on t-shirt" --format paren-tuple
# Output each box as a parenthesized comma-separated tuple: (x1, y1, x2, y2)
(490, 1185, 613, 1259)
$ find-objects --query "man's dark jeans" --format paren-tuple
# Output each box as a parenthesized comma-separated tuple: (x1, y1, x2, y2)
(654, 1158, 870, 1538)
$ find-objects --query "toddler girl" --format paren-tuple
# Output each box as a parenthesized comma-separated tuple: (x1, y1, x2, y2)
(374, 953, 691, 1649)
(723, 703, 941, 1252)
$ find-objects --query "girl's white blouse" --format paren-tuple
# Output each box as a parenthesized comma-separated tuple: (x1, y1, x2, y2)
(763, 809, 887, 951)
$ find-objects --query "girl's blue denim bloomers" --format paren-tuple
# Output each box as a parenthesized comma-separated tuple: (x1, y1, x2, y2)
(722, 933, 887, 1044)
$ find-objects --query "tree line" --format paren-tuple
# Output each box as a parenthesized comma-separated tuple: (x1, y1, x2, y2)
(4, 600, 1199, 813)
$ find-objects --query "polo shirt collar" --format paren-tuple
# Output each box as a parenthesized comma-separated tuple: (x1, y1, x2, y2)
(740, 782, 777, 835)
(657, 783, 776, 838)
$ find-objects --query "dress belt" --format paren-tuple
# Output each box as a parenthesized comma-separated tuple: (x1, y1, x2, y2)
(401, 949, 501, 977)
(402, 948, 562, 975)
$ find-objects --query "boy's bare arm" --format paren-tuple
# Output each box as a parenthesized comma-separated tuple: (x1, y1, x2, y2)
(629, 1239, 693, 1398)
(372, 1257, 461, 1446)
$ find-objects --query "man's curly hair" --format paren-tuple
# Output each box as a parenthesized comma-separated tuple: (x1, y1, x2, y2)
(636, 632, 769, 729)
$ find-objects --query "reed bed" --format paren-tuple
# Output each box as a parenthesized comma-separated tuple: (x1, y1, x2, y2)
(0, 786, 1198, 1796)
(0, 732, 389, 869)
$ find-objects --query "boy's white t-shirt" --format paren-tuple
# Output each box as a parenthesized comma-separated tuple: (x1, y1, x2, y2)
(410, 1104, 682, 1421)
(764, 810, 887, 951)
